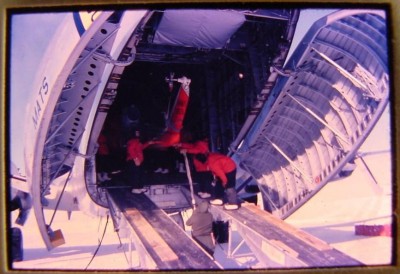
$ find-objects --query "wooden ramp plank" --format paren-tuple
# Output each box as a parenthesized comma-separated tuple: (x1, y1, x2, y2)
(124, 208, 178, 262)
(243, 203, 332, 251)
(107, 188, 220, 270)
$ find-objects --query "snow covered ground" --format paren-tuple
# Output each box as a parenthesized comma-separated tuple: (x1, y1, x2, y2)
(285, 153, 393, 266)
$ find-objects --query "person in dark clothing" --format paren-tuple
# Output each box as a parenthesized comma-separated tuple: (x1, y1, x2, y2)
(152, 147, 174, 174)
(9, 191, 32, 262)
(121, 104, 141, 142)
(96, 132, 112, 182)
(196, 152, 239, 210)
(186, 201, 215, 256)
(125, 131, 155, 193)
(10, 191, 32, 226)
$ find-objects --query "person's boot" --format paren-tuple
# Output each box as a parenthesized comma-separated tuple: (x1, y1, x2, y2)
(178, 163, 186, 173)
(209, 199, 223, 205)
(223, 204, 239, 210)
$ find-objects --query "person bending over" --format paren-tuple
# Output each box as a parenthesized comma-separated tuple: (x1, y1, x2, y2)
(196, 153, 239, 210)
(176, 139, 213, 198)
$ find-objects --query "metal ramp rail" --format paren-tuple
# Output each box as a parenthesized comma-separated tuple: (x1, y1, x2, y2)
(181, 186, 363, 269)
(105, 188, 221, 270)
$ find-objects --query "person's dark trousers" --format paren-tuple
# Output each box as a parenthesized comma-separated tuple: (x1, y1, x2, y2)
(196, 171, 214, 193)
(97, 154, 110, 173)
(214, 179, 225, 200)
(225, 187, 238, 205)
(10, 227, 23, 262)
(125, 161, 144, 189)
(225, 169, 238, 205)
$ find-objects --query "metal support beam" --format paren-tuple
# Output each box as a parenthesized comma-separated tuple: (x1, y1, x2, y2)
(287, 93, 350, 147)
(263, 135, 313, 185)
(312, 47, 367, 90)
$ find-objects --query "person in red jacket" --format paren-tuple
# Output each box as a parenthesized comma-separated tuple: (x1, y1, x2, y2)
(196, 152, 239, 210)
(176, 139, 213, 198)
(126, 131, 155, 194)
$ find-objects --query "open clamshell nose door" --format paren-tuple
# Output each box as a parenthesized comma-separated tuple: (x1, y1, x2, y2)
(24, 10, 148, 250)
(231, 9, 389, 219)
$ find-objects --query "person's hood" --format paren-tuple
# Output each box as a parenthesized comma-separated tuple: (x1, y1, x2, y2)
(196, 201, 209, 213)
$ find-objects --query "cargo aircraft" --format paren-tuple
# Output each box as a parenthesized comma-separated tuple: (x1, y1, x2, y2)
(9, 7, 389, 266)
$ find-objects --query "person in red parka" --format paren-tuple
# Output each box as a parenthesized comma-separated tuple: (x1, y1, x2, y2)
(196, 152, 239, 210)
(176, 139, 213, 198)
(126, 131, 155, 194)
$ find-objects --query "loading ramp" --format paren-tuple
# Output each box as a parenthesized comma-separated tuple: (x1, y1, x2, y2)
(181, 187, 364, 269)
(106, 188, 221, 270)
